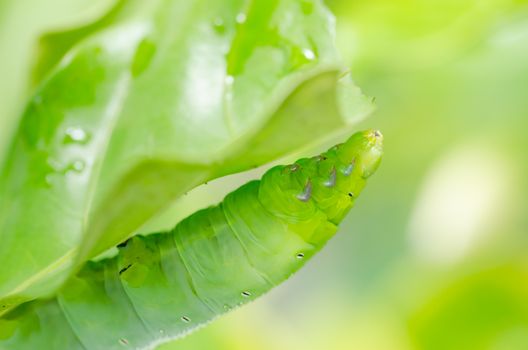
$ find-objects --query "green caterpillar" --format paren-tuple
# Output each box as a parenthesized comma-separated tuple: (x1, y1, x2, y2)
(0, 130, 383, 350)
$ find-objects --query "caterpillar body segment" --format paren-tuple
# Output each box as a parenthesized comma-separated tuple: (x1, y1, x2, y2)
(0, 130, 383, 350)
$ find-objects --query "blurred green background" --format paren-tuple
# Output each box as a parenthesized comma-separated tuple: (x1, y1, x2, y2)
(2, 0, 527, 349)
(160, 0, 528, 349)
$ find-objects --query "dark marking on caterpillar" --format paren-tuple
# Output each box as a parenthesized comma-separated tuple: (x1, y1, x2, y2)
(241, 291, 251, 297)
(348, 192, 355, 198)
(119, 338, 129, 345)
(117, 239, 130, 248)
(296, 253, 305, 259)
(119, 264, 132, 275)
(181, 316, 191, 323)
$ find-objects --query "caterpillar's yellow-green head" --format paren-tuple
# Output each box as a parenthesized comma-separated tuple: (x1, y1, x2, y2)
(335, 129, 383, 180)
(259, 130, 383, 243)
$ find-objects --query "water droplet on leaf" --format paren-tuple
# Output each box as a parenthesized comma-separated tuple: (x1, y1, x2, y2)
(212, 18, 225, 33)
(71, 160, 85, 172)
(236, 13, 247, 24)
(302, 49, 315, 61)
(64, 127, 89, 144)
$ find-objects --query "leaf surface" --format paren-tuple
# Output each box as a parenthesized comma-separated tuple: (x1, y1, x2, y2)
(0, 0, 373, 314)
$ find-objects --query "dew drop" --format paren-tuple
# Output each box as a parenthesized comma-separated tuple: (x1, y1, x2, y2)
(71, 160, 85, 172)
(296, 180, 312, 202)
(181, 316, 191, 323)
(212, 17, 225, 33)
(236, 13, 247, 24)
(241, 291, 251, 297)
(64, 127, 88, 144)
(302, 48, 316, 61)
(296, 253, 305, 259)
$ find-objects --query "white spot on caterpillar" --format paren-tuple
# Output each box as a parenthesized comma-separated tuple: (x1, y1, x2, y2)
(296, 180, 312, 202)
(324, 168, 336, 187)
(343, 161, 355, 176)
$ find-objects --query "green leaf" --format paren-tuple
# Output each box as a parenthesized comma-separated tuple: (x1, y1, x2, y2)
(0, 0, 119, 164)
(0, 130, 383, 350)
(0, 0, 373, 315)
(31, 0, 128, 85)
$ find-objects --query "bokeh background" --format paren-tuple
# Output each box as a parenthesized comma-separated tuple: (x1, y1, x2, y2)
(161, 0, 528, 349)
(1, 0, 527, 349)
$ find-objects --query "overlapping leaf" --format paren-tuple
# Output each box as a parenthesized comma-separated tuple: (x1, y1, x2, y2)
(0, 0, 372, 318)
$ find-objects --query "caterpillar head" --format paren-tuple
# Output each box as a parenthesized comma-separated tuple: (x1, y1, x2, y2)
(259, 130, 383, 239)
(336, 129, 383, 180)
